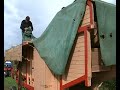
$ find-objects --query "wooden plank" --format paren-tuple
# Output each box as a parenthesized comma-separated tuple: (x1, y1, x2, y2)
(45, 65, 54, 90)
(84, 5, 90, 16)
(62, 31, 86, 87)
(84, 9, 90, 16)
(92, 53, 100, 65)
(71, 60, 85, 65)
(71, 55, 85, 61)
(83, 15, 90, 21)
(67, 73, 84, 79)
(81, 23, 90, 27)
(34, 49, 45, 90)
(33, 48, 60, 90)
(71, 56, 85, 61)
(68, 68, 85, 74)
(91, 48, 112, 72)
(86, 5, 89, 10)
(86, 31, 92, 86)
(76, 42, 84, 48)
(74, 47, 85, 52)
(76, 38, 84, 43)
(81, 5, 90, 27)
(73, 51, 85, 57)
(82, 18, 90, 25)
(63, 74, 84, 85)
(69, 64, 85, 69)
(83, 10, 90, 18)
(69, 64, 85, 70)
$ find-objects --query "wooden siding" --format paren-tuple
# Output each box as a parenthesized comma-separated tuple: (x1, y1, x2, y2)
(81, 5, 90, 27)
(62, 32, 85, 85)
(33, 48, 60, 90)
(86, 30, 92, 86)
(91, 48, 111, 72)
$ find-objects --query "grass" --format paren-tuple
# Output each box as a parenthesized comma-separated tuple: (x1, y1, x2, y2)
(4, 77, 18, 90)
(4, 77, 27, 90)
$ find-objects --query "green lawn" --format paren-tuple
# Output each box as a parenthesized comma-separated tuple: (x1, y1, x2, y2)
(4, 77, 18, 90)
(4, 77, 27, 90)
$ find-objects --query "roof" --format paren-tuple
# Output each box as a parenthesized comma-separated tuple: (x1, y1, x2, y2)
(5, 44, 22, 61)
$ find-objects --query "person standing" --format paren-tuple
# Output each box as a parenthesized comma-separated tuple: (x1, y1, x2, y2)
(20, 16, 33, 33)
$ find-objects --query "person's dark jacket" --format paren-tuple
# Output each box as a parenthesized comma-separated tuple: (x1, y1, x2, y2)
(20, 20, 33, 32)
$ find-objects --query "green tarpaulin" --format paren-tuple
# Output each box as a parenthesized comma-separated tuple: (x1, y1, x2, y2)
(33, 0, 87, 75)
(95, 0, 116, 66)
(21, 0, 116, 75)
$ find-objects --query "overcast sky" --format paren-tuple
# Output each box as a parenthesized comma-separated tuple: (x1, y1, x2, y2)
(4, 0, 116, 52)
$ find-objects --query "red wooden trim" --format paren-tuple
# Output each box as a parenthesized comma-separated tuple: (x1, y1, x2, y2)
(23, 83, 34, 90)
(62, 75, 85, 89)
(17, 78, 34, 90)
(78, 24, 95, 33)
(84, 30, 88, 86)
(77, 0, 95, 33)
(87, 0, 93, 25)
(16, 79, 18, 83)
(78, 25, 90, 33)
(85, 1, 93, 86)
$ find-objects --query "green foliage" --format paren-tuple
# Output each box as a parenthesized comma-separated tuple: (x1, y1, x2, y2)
(100, 78, 116, 90)
(4, 77, 27, 90)
(4, 77, 18, 90)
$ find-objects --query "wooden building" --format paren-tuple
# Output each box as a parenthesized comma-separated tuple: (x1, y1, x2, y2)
(5, 0, 116, 90)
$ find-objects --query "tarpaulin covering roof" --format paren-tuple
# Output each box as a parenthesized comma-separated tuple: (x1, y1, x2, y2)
(21, 0, 115, 75)
(94, 0, 116, 66)
(33, 0, 87, 75)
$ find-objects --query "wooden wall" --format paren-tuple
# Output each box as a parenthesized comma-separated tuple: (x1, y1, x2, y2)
(33, 49, 60, 90)
(62, 4, 92, 86)
(81, 5, 90, 27)
(62, 32, 85, 85)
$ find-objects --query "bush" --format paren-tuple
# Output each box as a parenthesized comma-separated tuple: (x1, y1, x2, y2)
(100, 78, 116, 90)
